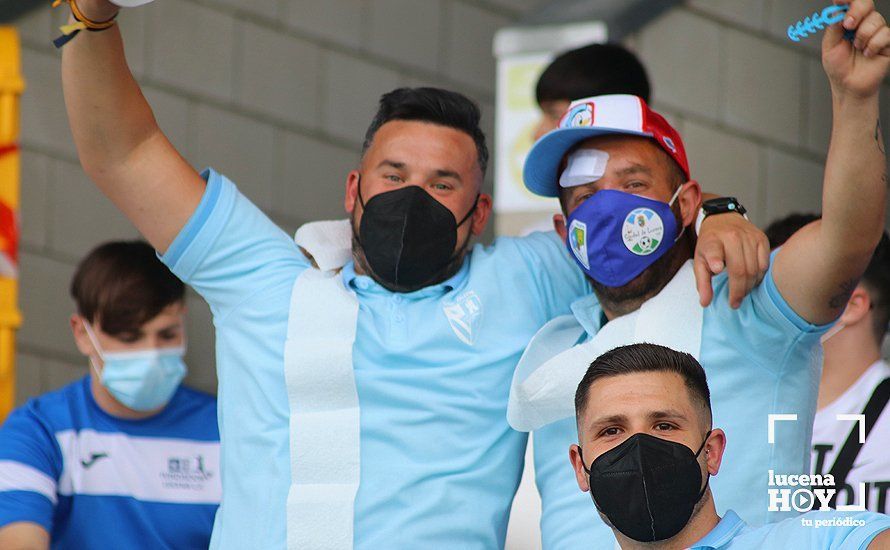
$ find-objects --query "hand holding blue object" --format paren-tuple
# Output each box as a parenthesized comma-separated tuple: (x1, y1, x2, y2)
(788, 4, 856, 42)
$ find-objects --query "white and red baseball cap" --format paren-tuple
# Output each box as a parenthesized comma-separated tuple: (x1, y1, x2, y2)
(523, 94, 690, 197)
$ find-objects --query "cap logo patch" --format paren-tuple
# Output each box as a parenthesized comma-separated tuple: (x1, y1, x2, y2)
(662, 136, 677, 153)
(562, 103, 594, 129)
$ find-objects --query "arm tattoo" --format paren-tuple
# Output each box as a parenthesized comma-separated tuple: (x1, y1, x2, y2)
(877, 119, 886, 155)
(828, 278, 859, 310)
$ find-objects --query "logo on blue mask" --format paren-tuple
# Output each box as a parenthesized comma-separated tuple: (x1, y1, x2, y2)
(565, 188, 684, 287)
(568, 219, 590, 269)
(622, 208, 664, 256)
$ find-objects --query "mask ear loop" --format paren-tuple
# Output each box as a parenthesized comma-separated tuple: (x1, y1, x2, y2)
(440, 193, 482, 273)
(456, 194, 480, 227)
(356, 173, 367, 210)
(694, 429, 714, 500)
(578, 446, 591, 475)
(668, 183, 688, 244)
(81, 319, 106, 377)
(352, 173, 368, 251)
(577, 446, 612, 516)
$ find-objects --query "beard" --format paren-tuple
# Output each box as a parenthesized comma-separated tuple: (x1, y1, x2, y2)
(350, 209, 472, 293)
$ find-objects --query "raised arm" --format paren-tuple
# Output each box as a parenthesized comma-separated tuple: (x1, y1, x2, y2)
(773, 0, 890, 325)
(61, 0, 205, 252)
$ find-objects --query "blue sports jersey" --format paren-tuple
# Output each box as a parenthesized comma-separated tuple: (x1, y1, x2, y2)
(0, 377, 220, 549)
(690, 509, 890, 549)
(159, 169, 589, 549)
(528, 255, 833, 549)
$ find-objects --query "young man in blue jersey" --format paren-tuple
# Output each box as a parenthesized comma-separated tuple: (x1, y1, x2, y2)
(510, 1, 890, 547)
(0, 241, 220, 549)
(57, 1, 767, 547)
(569, 343, 890, 549)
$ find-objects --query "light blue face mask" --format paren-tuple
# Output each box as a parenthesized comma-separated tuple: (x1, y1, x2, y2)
(83, 321, 187, 412)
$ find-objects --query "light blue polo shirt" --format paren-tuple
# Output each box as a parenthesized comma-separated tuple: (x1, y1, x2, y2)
(529, 256, 832, 549)
(690, 509, 890, 549)
(160, 169, 589, 549)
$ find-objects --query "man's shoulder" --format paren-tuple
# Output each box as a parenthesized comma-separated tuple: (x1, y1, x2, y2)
(6, 378, 89, 429)
(475, 230, 561, 260)
(469, 231, 581, 293)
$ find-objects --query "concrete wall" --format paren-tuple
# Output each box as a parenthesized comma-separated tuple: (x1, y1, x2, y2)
(498, 0, 890, 237)
(12, 0, 541, 402)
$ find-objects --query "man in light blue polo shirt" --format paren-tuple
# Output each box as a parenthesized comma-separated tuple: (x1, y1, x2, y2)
(59, 1, 771, 547)
(511, 3, 890, 547)
(569, 343, 890, 550)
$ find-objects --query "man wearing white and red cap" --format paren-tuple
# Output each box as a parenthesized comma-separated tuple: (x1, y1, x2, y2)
(509, 1, 890, 547)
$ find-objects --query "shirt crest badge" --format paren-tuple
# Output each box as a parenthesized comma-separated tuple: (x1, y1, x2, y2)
(442, 290, 483, 346)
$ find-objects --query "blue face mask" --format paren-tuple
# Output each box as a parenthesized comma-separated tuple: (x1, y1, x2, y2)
(83, 321, 187, 412)
(565, 187, 685, 287)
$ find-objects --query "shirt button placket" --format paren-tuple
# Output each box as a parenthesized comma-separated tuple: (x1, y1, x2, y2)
(391, 295, 408, 340)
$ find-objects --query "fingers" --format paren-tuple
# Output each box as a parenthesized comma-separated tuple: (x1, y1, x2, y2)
(723, 233, 750, 309)
(843, 0, 875, 32)
(757, 237, 770, 276)
(824, 6, 850, 50)
(694, 253, 715, 308)
(742, 233, 759, 295)
(864, 25, 890, 57)
(855, 10, 886, 51)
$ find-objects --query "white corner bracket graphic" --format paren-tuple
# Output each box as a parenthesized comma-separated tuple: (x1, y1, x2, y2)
(836, 482, 868, 512)
(836, 414, 866, 444)
(767, 414, 798, 444)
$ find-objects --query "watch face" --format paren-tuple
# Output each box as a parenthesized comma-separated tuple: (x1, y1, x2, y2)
(704, 198, 744, 215)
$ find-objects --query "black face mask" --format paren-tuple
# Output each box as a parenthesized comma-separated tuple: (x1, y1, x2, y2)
(580, 431, 711, 543)
(355, 176, 478, 291)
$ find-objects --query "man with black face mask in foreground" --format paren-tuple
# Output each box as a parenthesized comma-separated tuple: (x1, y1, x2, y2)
(570, 343, 890, 549)
(58, 1, 770, 547)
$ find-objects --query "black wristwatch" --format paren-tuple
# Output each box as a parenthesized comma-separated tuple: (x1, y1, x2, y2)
(702, 197, 747, 217)
(696, 197, 748, 235)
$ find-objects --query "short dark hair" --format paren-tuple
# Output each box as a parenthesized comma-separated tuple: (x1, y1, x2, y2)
(765, 213, 890, 343)
(70, 240, 185, 337)
(362, 87, 489, 176)
(574, 343, 712, 427)
(764, 212, 820, 250)
(536, 43, 651, 105)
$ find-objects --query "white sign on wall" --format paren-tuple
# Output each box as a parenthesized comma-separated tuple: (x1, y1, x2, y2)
(493, 22, 608, 215)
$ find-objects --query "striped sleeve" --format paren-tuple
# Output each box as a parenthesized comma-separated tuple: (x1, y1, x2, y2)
(0, 403, 62, 531)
